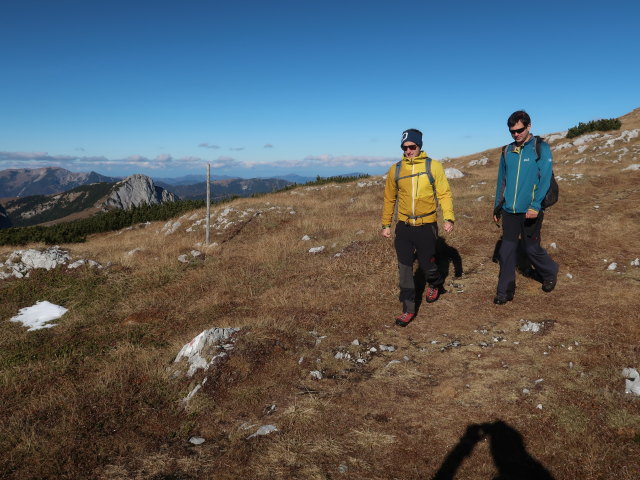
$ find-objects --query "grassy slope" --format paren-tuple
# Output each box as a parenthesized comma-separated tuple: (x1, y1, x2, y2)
(1, 110, 639, 479)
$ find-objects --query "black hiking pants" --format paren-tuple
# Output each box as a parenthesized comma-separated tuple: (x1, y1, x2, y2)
(395, 222, 442, 314)
(497, 211, 558, 298)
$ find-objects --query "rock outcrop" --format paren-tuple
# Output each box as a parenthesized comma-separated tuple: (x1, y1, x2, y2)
(103, 174, 178, 211)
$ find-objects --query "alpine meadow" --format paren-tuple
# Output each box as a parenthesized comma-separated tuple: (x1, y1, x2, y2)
(1, 108, 640, 480)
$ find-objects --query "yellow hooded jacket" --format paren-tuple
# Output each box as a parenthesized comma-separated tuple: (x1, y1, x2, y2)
(381, 152, 455, 226)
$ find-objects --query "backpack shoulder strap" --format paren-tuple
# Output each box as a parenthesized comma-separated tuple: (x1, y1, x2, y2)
(394, 160, 402, 185)
(425, 157, 435, 185)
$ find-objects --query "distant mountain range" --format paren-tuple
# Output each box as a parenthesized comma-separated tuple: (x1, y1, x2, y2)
(161, 177, 292, 201)
(1, 174, 177, 228)
(0, 167, 120, 198)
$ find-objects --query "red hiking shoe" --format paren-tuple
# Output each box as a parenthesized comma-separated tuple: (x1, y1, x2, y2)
(425, 285, 444, 303)
(395, 312, 415, 327)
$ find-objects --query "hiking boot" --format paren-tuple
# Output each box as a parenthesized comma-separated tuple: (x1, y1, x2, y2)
(542, 274, 557, 292)
(493, 295, 513, 305)
(395, 312, 415, 327)
(425, 285, 444, 303)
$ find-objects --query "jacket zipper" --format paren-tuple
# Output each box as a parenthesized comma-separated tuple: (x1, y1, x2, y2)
(411, 162, 416, 224)
(512, 149, 522, 211)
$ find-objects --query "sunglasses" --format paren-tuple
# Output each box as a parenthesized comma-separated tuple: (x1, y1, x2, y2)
(509, 126, 528, 135)
(401, 144, 419, 151)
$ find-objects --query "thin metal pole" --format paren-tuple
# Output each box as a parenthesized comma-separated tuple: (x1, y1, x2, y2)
(205, 163, 211, 245)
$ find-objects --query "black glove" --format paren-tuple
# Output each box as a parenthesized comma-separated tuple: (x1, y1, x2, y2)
(493, 204, 503, 219)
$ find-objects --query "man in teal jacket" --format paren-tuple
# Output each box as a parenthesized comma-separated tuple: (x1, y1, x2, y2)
(493, 110, 558, 304)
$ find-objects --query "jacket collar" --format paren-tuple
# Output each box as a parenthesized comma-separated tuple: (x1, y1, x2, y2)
(402, 151, 428, 165)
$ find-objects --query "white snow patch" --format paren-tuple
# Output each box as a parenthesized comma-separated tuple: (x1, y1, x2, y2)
(9, 301, 68, 331)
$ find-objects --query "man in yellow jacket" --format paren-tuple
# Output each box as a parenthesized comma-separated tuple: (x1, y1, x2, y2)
(381, 128, 455, 327)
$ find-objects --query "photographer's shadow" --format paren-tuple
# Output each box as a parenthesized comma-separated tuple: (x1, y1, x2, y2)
(432, 420, 555, 480)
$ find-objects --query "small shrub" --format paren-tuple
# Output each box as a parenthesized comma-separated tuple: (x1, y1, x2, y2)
(566, 118, 622, 139)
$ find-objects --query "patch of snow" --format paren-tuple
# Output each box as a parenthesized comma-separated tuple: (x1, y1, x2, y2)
(9, 301, 68, 331)
(445, 168, 464, 179)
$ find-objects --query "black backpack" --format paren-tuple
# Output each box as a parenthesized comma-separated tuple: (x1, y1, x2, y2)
(501, 136, 559, 209)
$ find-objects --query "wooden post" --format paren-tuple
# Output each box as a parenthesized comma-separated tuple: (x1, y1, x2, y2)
(205, 163, 211, 245)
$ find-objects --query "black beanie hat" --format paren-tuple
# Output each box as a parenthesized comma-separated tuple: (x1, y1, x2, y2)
(401, 129, 423, 149)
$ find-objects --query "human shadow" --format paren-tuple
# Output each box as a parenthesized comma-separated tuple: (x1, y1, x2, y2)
(431, 420, 555, 480)
(492, 238, 543, 284)
(415, 237, 463, 312)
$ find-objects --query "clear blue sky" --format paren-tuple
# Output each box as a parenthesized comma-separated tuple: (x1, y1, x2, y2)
(1, 0, 638, 179)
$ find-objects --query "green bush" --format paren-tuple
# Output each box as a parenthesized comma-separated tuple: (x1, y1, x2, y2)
(566, 118, 622, 139)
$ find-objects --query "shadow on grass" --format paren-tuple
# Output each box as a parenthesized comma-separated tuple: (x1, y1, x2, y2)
(432, 420, 555, 480)
(492, 238, 544, 284)
(415, 237, 463, 313)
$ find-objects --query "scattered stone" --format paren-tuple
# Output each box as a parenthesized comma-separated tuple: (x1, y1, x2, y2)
(631, 258, 640, 267)
(566, 273, 573, 279)
(445, 168, 464, 179)
(520, 320, 542, 333)
(607, 262, 617, 271)
(522, 388, 530, 395)
(386, 360, 401, 368)
(338, 464, 348, 474)
(301, 235, 311, 241)
(308, 246, 325, 254)
(126, 248, 141, 256)
(178, 254, 189, 263)
(623, 368, 640, 395)
(173, 327, 240, 377)
(310, 370, 323, 380)
(189, 436, 205, 445)
(67, 259, 102, 269)
(549, 242, 557, 249)
(536, 404, 543, 410)
(352, 339, 360, 346)
(247, 425, 278, 439)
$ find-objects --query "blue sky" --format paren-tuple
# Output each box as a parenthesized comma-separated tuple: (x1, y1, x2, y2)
(1, 0, 638, 179)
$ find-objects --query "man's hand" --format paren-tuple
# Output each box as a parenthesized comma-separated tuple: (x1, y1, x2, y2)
(525, 209, 538, 219)
(443, 221, 454, 233)
(381, 227, 391, 238)
(493, 215, 500, 224)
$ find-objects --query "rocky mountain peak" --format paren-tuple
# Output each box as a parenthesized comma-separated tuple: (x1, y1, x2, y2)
(102, 174, 178, 211)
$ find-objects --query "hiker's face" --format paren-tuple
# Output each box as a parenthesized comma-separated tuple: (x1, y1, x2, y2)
(402, 142, 420, 159)
(509, 121, 531, 145)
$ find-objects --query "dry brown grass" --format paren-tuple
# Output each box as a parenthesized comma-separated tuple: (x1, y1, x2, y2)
(1, 109, 640, 479)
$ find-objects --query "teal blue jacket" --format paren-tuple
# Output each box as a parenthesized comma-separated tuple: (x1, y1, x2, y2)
(494, 136, 553, 213)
